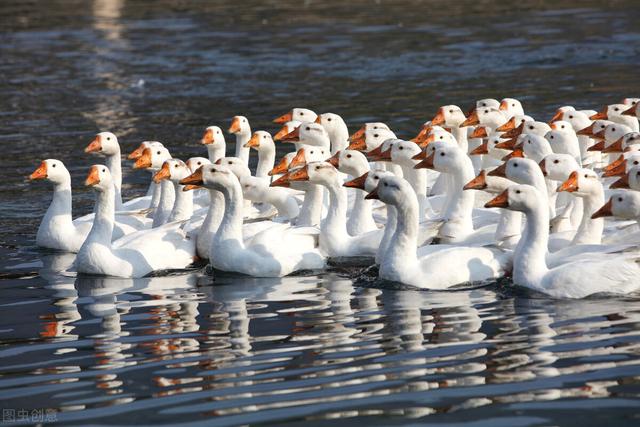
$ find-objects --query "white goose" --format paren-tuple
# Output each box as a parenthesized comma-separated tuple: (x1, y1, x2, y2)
(486, 184, 640, 298)
(191, 164, 325, 277)
(76, 165, 195, 278)
(228, 116, 251, 165)
(85, 132, 124, 209)
(152, 159, 194, 222)
(316, 113, 349, 154)
(591, 104, 639, 132)
(200, 125, 227, 163)
(241, 175, 299, 221)
(273, 108, 317, 125)
(245, 131, 276, 178)
(368, 175, 511, 289)
(127, 140, 164, 208)
(133, 146, 175, 227)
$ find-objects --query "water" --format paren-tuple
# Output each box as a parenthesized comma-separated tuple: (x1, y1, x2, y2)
(2, 0, 640, 425)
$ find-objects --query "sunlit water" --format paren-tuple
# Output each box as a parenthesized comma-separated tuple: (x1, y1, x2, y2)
(1, 1, 640, 425)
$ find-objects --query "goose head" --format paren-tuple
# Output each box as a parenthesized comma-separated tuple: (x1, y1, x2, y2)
(201, 126, 226, 146)
(344, 169, 394, 193)
(186, 157, 211, 173)
(85, 132, 119, 156)
(29, 159, 70, 185)
(282, 122, 330, 147)
(611, 166, 640, 190)
(592, 191, 640, 220)
(288, 146, 329, 170)
(366, 175, 415, 206)
(288, 161, 340, 187)
(128, 140, 163, 160)
(269, 153, 295, 176)
(348, 127, 396, 151)
(413, 127, 456, 151)
(414, 143, 465, 173)
(591, 103, 636, 125)
(485, 184, 540, 213)
(432, 105, 466, 127)
(602, 152, 640, 177)
(518, 133, 552, 162)
(84, 164, 113, 192)
(193, 164, 238, 193)
(557, 168, 602, 198)
(133, 146, 171, 170)
(549, 120, 574, 133)
(538, 153, 579, 181)
(520, 120, 552, 137)
(214, 157, 251, 178)
(495, 114, 531, 132)
(327, 149, 369, 176)
(273, 120, 301, 141)
(153, 159, 191, 184)
(489, 157, 543, 186)
(367, 138, 399, 162)
(228, 115, 251, 135)
(390, 139, 422, 167)
(622, 98, 639, 106)
(499, 98, 524, 117)
(463, 169, 512, 194)
(241, 175, 270, 201)
(245, 130, 275, 152)
(622, 103, 640, 118)
(550, 109, 592, 131)
(350, 122, 391, 142)
(614, 132, 640, 153)
(475, 98, 500, 109)
(273, 108, 317, 124)
(315, 112, 348, 134)
(577, 119, 613, 138)
(461, 107, 504, 128)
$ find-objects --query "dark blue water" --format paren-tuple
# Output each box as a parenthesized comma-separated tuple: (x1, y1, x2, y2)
(2, 1, 640, 425)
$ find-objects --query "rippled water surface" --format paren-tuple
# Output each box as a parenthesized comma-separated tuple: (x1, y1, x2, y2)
(2, 0, 640, 425)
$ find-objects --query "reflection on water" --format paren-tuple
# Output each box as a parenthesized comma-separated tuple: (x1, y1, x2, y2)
(1, 254, 640, 425)
(2, 0, 640, 425)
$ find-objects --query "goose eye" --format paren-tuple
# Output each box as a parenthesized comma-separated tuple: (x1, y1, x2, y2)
(529, 126, 534, 130)
(516, 190, 521, 194)
(300, 112, 304, 116)
(514, 163, 518, 167)
(399, 146, 404, 150)
(439, 136, 443, 139)
(174, 164, 178, 168)
(306, 127, 310, 131)
(484, 110, 488, 114)
(374, 134, 379, 138)
(52, 164, 56, 168)
(229, 161, 233, 165)
(634, 161, 639, 165)
(561, 125, 565, 129)
(612, 128, 616, 132)
(242, 119, 246, 123)
(346, 154, 352, 158)
(618, 197, 623, 202)
(550, 136, 554, 139)
(327, 118, 332, 121)
(374, 176, 379, 179)
(384, 182, 388, 186)
(449, 109, 453, 113)
(263, 135, 266, 139)
(197, 162, 201, 165)
(216, 130, 220, 134)
(481, 103, 486, 106)
(569, 115, 573, 119)
(511, 103, 515, 107)
(584, 174, 588, 178)
(615, 108, 619, 112)
(102, 168, 106, 173)
(553, 159, 559, 164)
(107, 137, 111, 141)
(315, 166, 320, 170)
(157, 151, 161, 155)
(440, 152, 445, 156)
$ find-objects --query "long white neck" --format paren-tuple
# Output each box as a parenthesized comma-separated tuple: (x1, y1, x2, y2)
(514, 199, 550, 287)
(348, 191, 376, 234)
(451, 127, 469, 153)
(400, 164, 428, 221)
(571, 189, 604, 245)
(495, 209, 522, 244)
(235, 131, 251, 165)
(197, 190, 225, 258)
(256, 147, 276, 178)
(37, 179, 74, 243)
(168, 181, 193, 222)
(329, 125, 349, 154)
(152, 179, 176, 227)
(296, 183, 323, 227)
(207, 144, 226, 163)
(217, 180, 245, 245)
(320, 178, 350, 252)
(377, 204, 397, 264)
(86, 186, 116, 246)
(381, 191, 419, 275)
(440, 156, 475, 241)
(263, 188, 299, 220)
(106, 150, 123, 209)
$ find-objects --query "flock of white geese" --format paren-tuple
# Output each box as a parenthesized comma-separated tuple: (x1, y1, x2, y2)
(29, 98, 640, 298)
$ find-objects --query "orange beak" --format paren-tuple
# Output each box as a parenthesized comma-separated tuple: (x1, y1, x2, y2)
(85, 165, 100, 186)
(592, 198, 613, 219)
(134, 148, 153, 169)
(603, 154, 626, 173)
(460, 109, 479, 127)
(128, 143, 147, 159)
(602, 137, 624, 153)
(85, 135, 102, 153)
(288, 165, 309, 181)
(344, 172, 368, 190)
(417, 133, 436, 149)
(587, 139, 606, 152)
(592, 129, 606, 140)
(488, 162, 507, 178)
(485, 189, 509, 208)
(228, 117, 242, 133)
(314, 116, 322, 124)
(410, 125, 432, 143)
(29, 161, 48, 180)
(622, 105, 637, 117)
(364, 187, 380, 200)
(270, 172, 291, 187)
(412, 149, 428, 161)
(495, 137, 517, 150)
(327, 151, 340, 168)
(548, 109, 564, 124)
(602, 157, 627, 177)
(376, 147, 393, 161)
(153, 162, 172, 183)
(557, 171, 579, 193)
(610, 174, 630, 189)
(273, 111, 293, 124)
(471, 126, 488, 139)
(577, 123, 595, 136)
(538, 159, 547, 176)
(499, 100, 509, 111)
(349, 125, 366, 142)
(470, 141, 489, 155)
(502, 148, 524, 161)
(463, 170, 487, 190)
(431, 108, 446, 126)
(245, 132, 261, 148)
(269, 156, 290, 176)
(288, 148, 307, 170)
(273, 125, 291, 141)
(414, 151, 435, 169)
(589, 107, 608, 120)
(179, 166, 204, 188)
(347, 134, 367, 151)
(281, 126, 301, 143)
(201, 129, 214, 145)
(366, 144, 384, 161)
(501, 122, 524, 139)
(496, 117, 516, 132)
